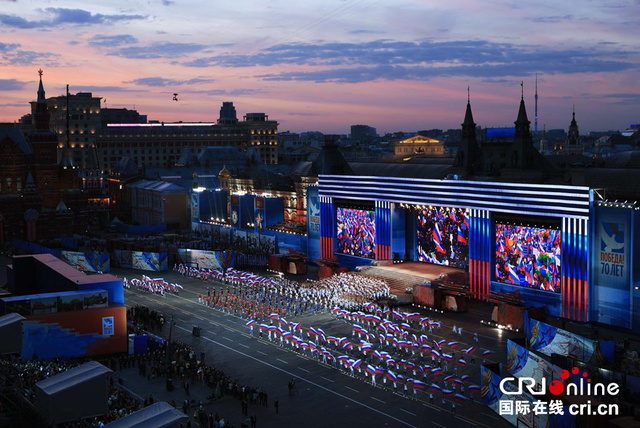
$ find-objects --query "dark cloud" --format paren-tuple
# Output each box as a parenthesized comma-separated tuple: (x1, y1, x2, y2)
(530, 15, 573, 23)
(126, 77, 212, 87)
(0, 42, 59, 66)
(0, 78, 27, 91)
(184, 39, 635, 83)
(71, 86, 148, 93)
(185, 88, 261, 96)
(109, 42, 208, 59)
(89, 34, 138, 47)
(161, 0, 175, 5)
(0, 8, 145, 29)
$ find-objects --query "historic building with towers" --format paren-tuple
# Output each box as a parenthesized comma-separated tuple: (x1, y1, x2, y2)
(0, 71, 108, 243)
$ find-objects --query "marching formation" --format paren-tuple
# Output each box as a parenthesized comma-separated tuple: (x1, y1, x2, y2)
(243, 304, 489, 411)
(175, 263, 391, 314)
(123, 275, 183, 296)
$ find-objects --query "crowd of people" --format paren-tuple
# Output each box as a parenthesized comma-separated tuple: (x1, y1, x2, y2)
(123, 275, 183, 296)
(175, 263, 391, 314)
(0, 357, 142, 427)
(245, 304, 485, 412)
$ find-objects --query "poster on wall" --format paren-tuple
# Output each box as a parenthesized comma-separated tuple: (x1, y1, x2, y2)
(336, 207, 376, 258)
(595, 210, 629, 287)
(495, 224, 561, 293)
(416, 207, 469, 268)
(306, 186, 321, 262)
(61, 251, 110, 273)
(132, 252, 168, 271)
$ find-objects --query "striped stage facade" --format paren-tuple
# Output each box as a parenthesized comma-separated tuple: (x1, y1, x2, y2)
(318, 174, 593, 320)
(320, 196, 334, 259)
(469, 209, 491, 300)
(562, 217, 589, 322)
(375, 201, 392, 261)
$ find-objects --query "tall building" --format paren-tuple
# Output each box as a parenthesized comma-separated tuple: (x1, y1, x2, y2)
(350, 124, 377, 143)
(40, 91, 102, 168)
(97, 102, 279, 171)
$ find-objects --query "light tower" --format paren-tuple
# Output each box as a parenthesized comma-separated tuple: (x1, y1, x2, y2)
(534, 73, 539, 132)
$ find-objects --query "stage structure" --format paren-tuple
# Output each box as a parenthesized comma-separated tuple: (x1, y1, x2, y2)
(318, 174, 594, 322)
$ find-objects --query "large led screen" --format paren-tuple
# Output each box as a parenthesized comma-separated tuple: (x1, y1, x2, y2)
(495, 224, 561, 293)
(417, 207, 469, 268)
(336, 207, 376, 259)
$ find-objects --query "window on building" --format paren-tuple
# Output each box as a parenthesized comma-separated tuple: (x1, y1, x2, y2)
(6, 178, 11, 192)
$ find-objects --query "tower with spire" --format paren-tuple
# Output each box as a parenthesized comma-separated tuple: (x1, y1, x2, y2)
(511, 82, 535, 169)
(534, 73, 539, 133)
(567, 106, 580, 145)
(454, 87, 479, 173)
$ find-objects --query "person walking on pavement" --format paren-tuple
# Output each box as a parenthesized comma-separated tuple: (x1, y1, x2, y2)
(274, 397, 279, 414)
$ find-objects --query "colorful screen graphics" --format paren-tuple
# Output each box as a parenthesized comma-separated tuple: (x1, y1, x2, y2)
(416, 207, 469, 268)
(336, 207, 376, 259)
(495, 224, 561, 293)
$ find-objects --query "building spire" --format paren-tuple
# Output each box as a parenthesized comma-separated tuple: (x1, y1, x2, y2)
(520, 81, 524, 100)
(37, 69, 46, 103)
(534, 73, 538, 132)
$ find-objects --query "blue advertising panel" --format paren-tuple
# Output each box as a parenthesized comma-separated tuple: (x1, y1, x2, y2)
(593, 207, 631, 328)
(61, 251, 110, 273)
(306, 186, 321, 262)
(132, 252, 168, 271)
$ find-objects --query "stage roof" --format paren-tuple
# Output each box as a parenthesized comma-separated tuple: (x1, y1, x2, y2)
(105, 402, 187, 428)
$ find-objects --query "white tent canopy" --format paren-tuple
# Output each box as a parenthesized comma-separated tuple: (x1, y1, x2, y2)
(35, 361, 112, 424)
(105, 402, 187, 428)
(0, 313, 24, 355)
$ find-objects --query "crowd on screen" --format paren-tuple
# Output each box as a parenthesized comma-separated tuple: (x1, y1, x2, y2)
(416, 207, 469, 269)
(495, 224, 562, 293)
(336, 208, 376, 259)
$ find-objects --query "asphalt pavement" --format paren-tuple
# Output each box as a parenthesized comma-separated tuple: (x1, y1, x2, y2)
(115, 266, 515, 428)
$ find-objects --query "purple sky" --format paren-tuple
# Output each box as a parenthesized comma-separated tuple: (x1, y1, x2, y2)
(1, 0, 639, 134)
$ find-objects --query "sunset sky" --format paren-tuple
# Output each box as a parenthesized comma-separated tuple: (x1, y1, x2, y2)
(1, 0, 639, 134)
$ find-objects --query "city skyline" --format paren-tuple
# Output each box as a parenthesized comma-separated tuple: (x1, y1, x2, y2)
(1, 0, 639, 134)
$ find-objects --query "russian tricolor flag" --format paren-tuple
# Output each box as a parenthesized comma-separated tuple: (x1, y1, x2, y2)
(454, 393, 468, 402)
(461, 375, 470, 382)
(365, 365, 377, 375)
(457, 227, 468, 245)
(442, 389, 453, 397)
(386, 370, 397, 381)
(431, 383, 442, 393)
(431, 368, 443, 376)
(448, 341, 460, 348)
(457, 359, 467, 367)
(444, 375, 455, 383)
(246, 320, 256, 327)
(413, 380, 427, 389)
(468, 384, 480, 392)
(433, 224, 446, 254)
(269, 313, 279, 320)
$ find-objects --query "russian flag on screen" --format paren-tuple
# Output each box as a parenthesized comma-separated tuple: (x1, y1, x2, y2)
(463, 213, 469, 229)
(433, 224, 446, 254)
(508, 266, 522, 285)
(457, 227, 468, 245)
